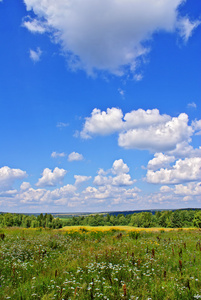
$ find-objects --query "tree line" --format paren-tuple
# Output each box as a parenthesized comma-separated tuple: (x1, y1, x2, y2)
(0, 209, 201, 228)
(62, 210, 201, 228)
(0, 213, 63, 229)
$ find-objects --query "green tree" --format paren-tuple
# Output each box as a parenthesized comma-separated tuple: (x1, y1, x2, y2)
(172, 210, 182, 228)
(193, 211, 201, 228)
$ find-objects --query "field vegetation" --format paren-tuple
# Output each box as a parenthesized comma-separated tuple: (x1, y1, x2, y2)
(0, 226, 201, 299)
(1, 209, 201, 229)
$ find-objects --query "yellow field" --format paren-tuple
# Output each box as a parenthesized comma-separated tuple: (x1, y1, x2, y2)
(61, 225, 196, 233)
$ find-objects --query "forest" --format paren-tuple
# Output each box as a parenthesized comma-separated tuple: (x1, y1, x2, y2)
(0, 209, 201, 228)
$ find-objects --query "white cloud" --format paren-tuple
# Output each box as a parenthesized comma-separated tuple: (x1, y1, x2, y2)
(82, 185, 140, 203)
(94, 159, 135, 187)
(93, 175, 112, 186)
(56, 122, 69, 128)
(167, 142, 201, 159)
(118, 113, 192, 152)
(74, 175, 91, 186)
(118, 88, 125, 97)
(51, 151, 66, 158)
(36, 167, 67, 187)
(19, 187, 47, 204)
(123, 109, 170, 129)
(18, 183, 77, 204)
(81, 108, 170, 139)
(29, 47, 42, 62)
(23, 0, 198, 76)
(0, 166, 27, 190)
(23, 17, 47, 33)
(81, 108, 198, 154)
(93, 173, 134, 187)
(68, 152, 84, 162)
(133, 74, 143, 81)
(147, 153, 175, 171)
(81, 108, 124, 139)
(0, 190, 18, 197)
(20, 182, 31, 191)
(160, 186, 173, 193)
(187, 102, 197, 109)
(146, 157, 201, 184)
(112, 174, 134, 186)
(178, 18, 201, 42)
(192, 119, 201, 135)
(174, 182, 201, 196)
(111, 159, 129, 174)
(48, 184, 77, 199)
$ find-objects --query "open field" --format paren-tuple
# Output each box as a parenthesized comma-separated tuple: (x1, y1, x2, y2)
(0, 227, 201, 299)
(61, 225, 198, 232)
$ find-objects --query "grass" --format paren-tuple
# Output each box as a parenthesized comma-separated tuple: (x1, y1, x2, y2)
(0, 227, 200, 299)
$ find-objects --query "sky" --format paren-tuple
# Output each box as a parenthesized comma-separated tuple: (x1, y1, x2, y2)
(0, 0, 201, 213)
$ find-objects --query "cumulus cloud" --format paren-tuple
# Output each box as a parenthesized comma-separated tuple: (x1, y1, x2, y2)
(74, 175, 91, 186)
(20, 182, 31, 191)
(18, 183, 77, 204)
(118, 113, 192, 152)
(23, 0, 199, 76)
(174, 182, 201, 196)
(146, 157, 201, 184)
(111, 159, 129, 174)
(0, 166, 27, 190)
(123, 109, 170, 129)
(158, 182, 201, 204)
(51, 151, 66, 158)
(94, 159, 135, 187)
(167, 142, 201, 159)
(82, 185, 140, 203)
(112, 174, 134, 186)
(29, 47, 42, 62)
(68, 152, 84, 162)
(19, 187, 47, 204)
(81, 108, 124, 139)
(48, 184, 77, 200)
(81, 108, 170, 139)
(36, 167, 67, 187)
(160, 186, 173, 193)
(93, 173, 134, 187)
(147, 153, 175, 171)
(81, 107, 196, 153)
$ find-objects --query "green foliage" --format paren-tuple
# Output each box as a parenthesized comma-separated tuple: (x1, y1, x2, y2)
(0, 209, 200, 229)
(0, 213, 62, 229)
(193, 211, 201, 228)
(0, 228, 201, 299)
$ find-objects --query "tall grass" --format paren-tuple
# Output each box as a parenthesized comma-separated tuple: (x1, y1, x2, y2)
(0, 227, 200, 299)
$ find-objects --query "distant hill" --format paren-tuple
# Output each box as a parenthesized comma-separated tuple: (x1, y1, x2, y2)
(0, 208, 200, 218)
(106, 208, 201, 217)
(51, 208, 201, 218)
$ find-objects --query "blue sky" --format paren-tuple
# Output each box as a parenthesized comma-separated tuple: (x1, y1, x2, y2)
(0, 0, 201, 213)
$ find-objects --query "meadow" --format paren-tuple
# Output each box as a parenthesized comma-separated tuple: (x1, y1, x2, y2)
(0, 227, 201, 300)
